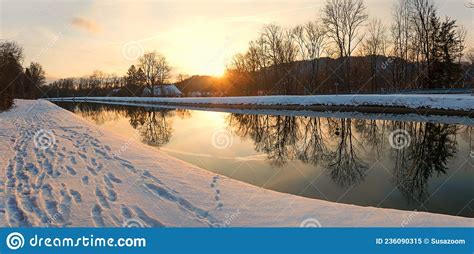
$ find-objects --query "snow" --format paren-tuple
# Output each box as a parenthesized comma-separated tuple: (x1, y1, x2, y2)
(142, 85, 182, 97)
(49, 94, 474, 111)
(0, 99, 472, 227)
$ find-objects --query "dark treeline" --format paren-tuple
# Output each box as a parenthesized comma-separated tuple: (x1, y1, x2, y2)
(0, 41, 46, 110)
(46, 71, 125, 97)
(47, 51, 172, 98)
(1, 0, 473, 108)
(225, 0, 471, 95)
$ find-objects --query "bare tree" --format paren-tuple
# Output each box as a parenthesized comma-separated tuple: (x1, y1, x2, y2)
(293, 20, 327, 94)
(409, 0, 437, 88)
(253, 36, 270, 90)
(247, 40, 263, 81)
(261, 24, 283, 67)
(281, 29, 299, 94)
(260, 24, 298, 94)
(391, 0, 413, 89)
(456, 25, 467, 64)
(261, 23, 285, 93)
(322, 0, 368, 92)
(361, 19, 387, 92)
(176, 73, 190, 82)
(467, 48, 474, 65)
(138, 51, 171, 96)
(226, 52, 255, 95)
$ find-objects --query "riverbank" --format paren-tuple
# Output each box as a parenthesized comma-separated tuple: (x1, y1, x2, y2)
(0, 100, 472, 227)
(48, 94, 474, 116)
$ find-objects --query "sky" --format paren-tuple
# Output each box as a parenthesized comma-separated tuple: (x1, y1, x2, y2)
(1, 0, 473, 81)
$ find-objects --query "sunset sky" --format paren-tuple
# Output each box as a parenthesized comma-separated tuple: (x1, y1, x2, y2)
(1, 0, 472, 81)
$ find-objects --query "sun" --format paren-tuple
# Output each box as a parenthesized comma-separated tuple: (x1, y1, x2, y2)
(202, 64, 226, 77)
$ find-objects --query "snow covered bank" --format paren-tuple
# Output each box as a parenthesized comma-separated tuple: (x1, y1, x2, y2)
(0, 100, 472, 227)
(49, 94, 474, 113)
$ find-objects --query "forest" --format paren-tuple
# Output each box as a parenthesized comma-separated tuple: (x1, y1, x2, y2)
(1, 0, 473, 110)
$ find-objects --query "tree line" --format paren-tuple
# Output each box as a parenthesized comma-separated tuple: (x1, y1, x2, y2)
(1, 0, 472, 109)
(225, 0, 470, 95)
(48, 51, 172, 98)
(0, 41, 46, 110)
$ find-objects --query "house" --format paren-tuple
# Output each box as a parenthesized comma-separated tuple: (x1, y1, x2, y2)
(190, 91, 202, 97)
(142, 85, 183, 97)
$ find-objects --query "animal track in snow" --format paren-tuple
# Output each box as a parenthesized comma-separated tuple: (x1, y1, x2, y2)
(210, 175, 223, 209)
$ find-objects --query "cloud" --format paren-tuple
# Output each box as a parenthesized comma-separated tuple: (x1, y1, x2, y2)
(71, 17, 101, 34)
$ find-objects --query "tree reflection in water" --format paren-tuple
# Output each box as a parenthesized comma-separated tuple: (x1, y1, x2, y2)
(228, 115, 368, 188)
(129, 109, 173, 146)
(326, 119, 368, 188)
(228, 114, 301, 166)
(391, 122, 457, 203)
(70, 103, 189, 148)
(71, 103, 124, 125)
(227, 113, 461, 201)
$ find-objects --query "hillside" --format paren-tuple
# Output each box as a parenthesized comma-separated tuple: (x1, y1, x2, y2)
(174, 56, 473, 96)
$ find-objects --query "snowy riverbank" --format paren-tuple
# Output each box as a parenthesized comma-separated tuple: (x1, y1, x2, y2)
(49, 94, 474, 113)
(0, 100, 472, 227)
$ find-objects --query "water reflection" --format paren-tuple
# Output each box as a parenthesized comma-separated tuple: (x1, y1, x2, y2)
(71, 103, 189, 147)
(228, 114, 462, 200)
(228, 115, 300, 167)
(56, 102, 473, 217)
(391, 123, 458, 203)
(129, 109, 173, 146)
(228, 115, 370, 187)
(326, 119, 368, 188)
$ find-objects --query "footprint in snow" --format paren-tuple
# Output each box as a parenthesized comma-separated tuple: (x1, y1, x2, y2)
(210, 175, 223, 209)
(81, 176, 89, 185)
(69, 189, 82, 203)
